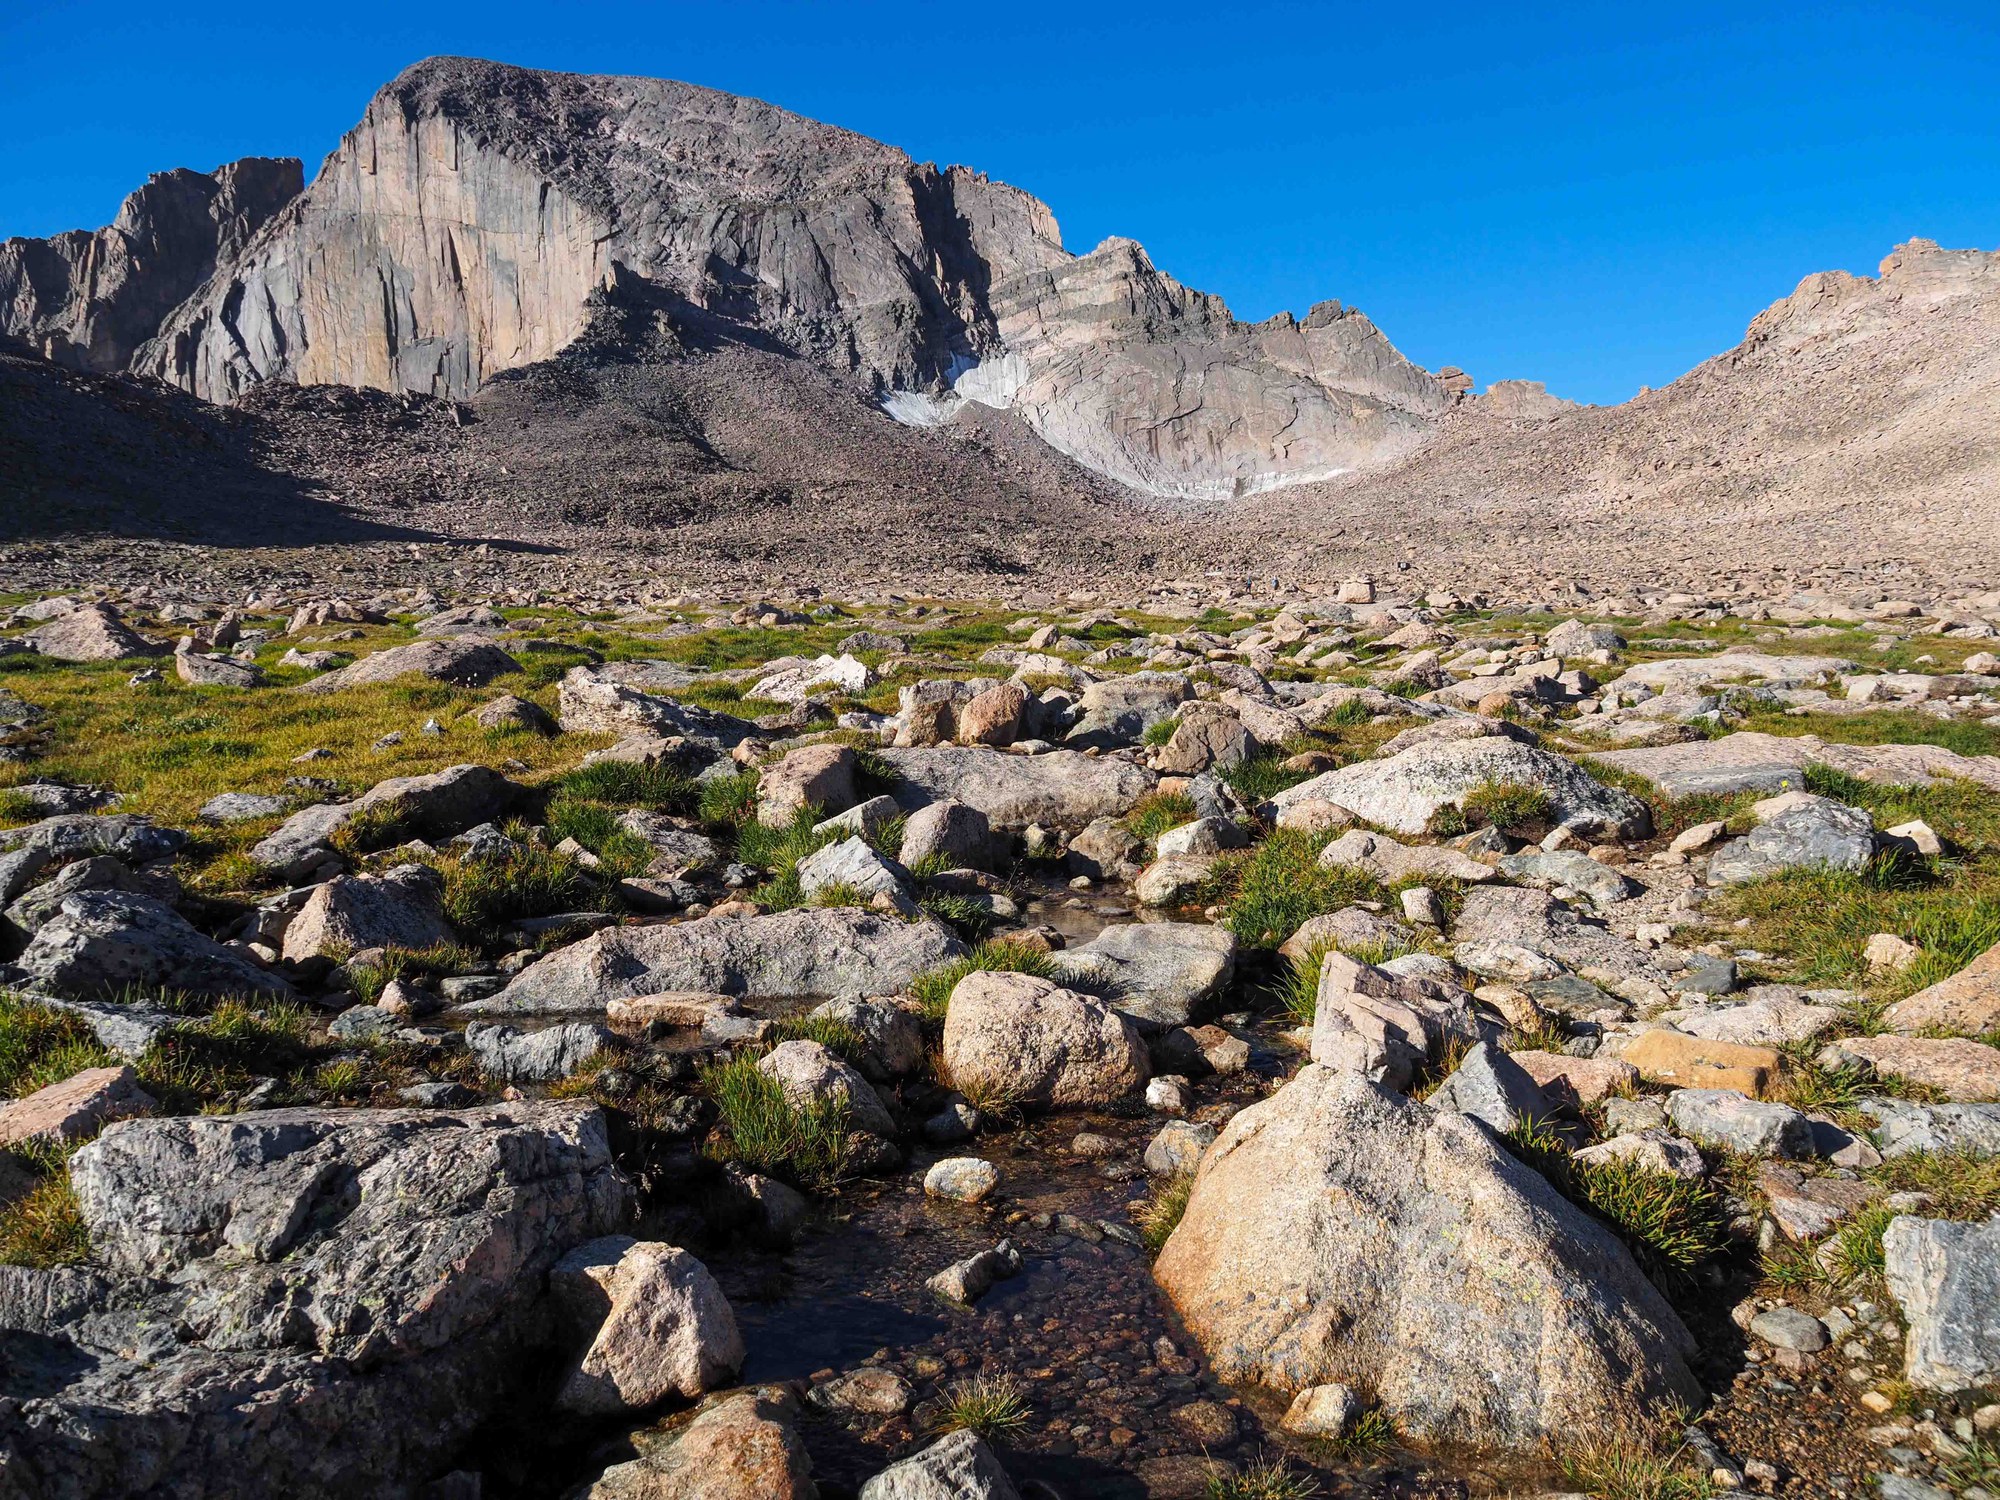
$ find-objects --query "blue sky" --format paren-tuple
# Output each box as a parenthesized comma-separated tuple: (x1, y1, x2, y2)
(3, 1, 1995, 405)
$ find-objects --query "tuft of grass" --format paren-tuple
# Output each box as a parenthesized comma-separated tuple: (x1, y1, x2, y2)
(1218, 752, 1315, 804)
(1309, 1408, 1398, 1461)
(345, 942, 479, 1005)
(1125, 790, 1198, 844)
(766, 1013, 870, 1066)
(697, 1052, 851, 1191)
(543, 798, 656, 876)
(1206, 1455, 1322, 1500)
(1555, 1434, 1717, 1500)
(430, 844, 596, 937)
(0, 1170, 90, 1267)
(551, 760, 697, 812)
(0, 996, 117, 1098)
(931, 1373, 1031, 1441)
(909, 939, 1055, 1023)
(1506, 1118, 1729, 1278)
(1206, 829, 1386, 949)
(1133, 1171, 1195, 1253)
(697, 770, 759, 828)
(1461, 779, 1554, 833)
(918, 890, 997, 937)
(1142, 716, 1181, 747)
(137, 1001, 319, 1111)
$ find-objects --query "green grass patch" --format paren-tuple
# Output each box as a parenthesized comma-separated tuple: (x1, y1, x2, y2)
(551, 760, 698, 812)
(1507, 1118, 1729, 1280)
(0, 1168, 90, 1267)
(1206, 829, 1385, 949)
(430, 844, 599, 937)
(1124, 791, 1197, 845)
(697, 1052, 851, 1191)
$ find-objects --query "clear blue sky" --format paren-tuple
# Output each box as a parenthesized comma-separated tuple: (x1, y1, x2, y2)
(3, 1, 1996, 405)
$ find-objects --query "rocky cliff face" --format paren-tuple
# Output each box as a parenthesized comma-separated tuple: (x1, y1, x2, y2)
(81, 56, 1453, 500)
(0, 158, 301, 374)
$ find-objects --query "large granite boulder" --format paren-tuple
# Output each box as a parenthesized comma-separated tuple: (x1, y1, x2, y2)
(572, 1386, 816, 1499)
(941, 970, 1149, 1109)
(551, 1236, 743, 1415)
(1270, 738, 1650, 839)
(2, 1102, 633, 1499)
(556, 666, 758, 751)
(249, 764, 518, 878)
(1065, 672, 1193, 748)
(17, 889, 293, 1000)
(279, 864, 454, 961)
(25, 603, 159, 661)
(1153, 1064, 1701, 1447)
(296, 639, 521, 694)
(878, 746, 1156, 829)
(1050, 921, 1237, 1029)
(1708, 797, 1876, 885)
(467, 907, 965, 1015)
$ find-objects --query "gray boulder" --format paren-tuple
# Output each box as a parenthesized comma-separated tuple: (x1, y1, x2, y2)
(297, 639, 520, 694)
(465, 1021, 614, 1082)
(0, 812, 185, 866)
(26, 602, 158, 661)
(3, 1102, 633, 1500)
(556, 665, 758, 750)
(1665, 1089, 1814, 1158)
(1883, 1214, 2000, 1392)
(1859, 1099, 2000, 1159)
(796, 836, 911, 902)
(942, 971, 1149, 1109)
(1709, 798, 1877, 885)
(199, 791, 289, 823)
(811, 995, 925, 1080)
(1427, 1040, 1552, 1132)
(1051, 921, 1237, 1030)
(249, 763, 517, 878)
(1496, 849, 1639, 910)
(1311, 950, 1481, 1091)
(468, 907, 965, 1015)
(280, 864, 453, 961)
(1153, 1064, 1700, 1446)
(1270, 737, 1650, 839)
(19, 889, 293, 1000)
(1066, 672, 1193, 748)
(757, 1039, 897, 1137)
(899, 798, 996, 870)
(860, 1431, 1022, 1500)
(878, 746, 1156, 829)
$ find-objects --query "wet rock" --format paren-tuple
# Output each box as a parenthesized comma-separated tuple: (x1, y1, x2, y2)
(19, 889, 292, 1000)
(1665, 1088, 1814, 1158)
(879, 745, 1156, 830)
(575, 1386, 815, 1499)
(0, 1065, 155, 1149)
(1065, 816, 1144, 880)
(859, 1429, 1019, 1499)
(1427, 1040, 1551, 1132)
(1154, 1064, 1700, 1446)
(1709, 797, 1876, 885)
(471, 908, 965, 1014)
(813, 1365, 915, 1417)
(923, 1156, 1000, 1203)
(943, 971, 1148, 1109)
(299, 639, 521, 694)
(551, 1236, 743, 1414)
(927, 1239, 1023, 1305)
(1270, 737, 1651, 840)
(280, 864, 453, 961)
(465, 1021, 613, 1083)
(1051, 921, 1236, 1030)
(1884, 1214, 2000, 1392)
(1143, 1120, 1215, 1176)
(758, 1039, 897, 1137)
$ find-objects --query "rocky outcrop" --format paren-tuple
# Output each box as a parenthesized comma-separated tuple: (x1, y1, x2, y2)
(1153, 1064, 1700, 1447)
(80, 57, 1455, 501)
(0, 158, 301, 373)
(2, 1102, 634, 1500)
